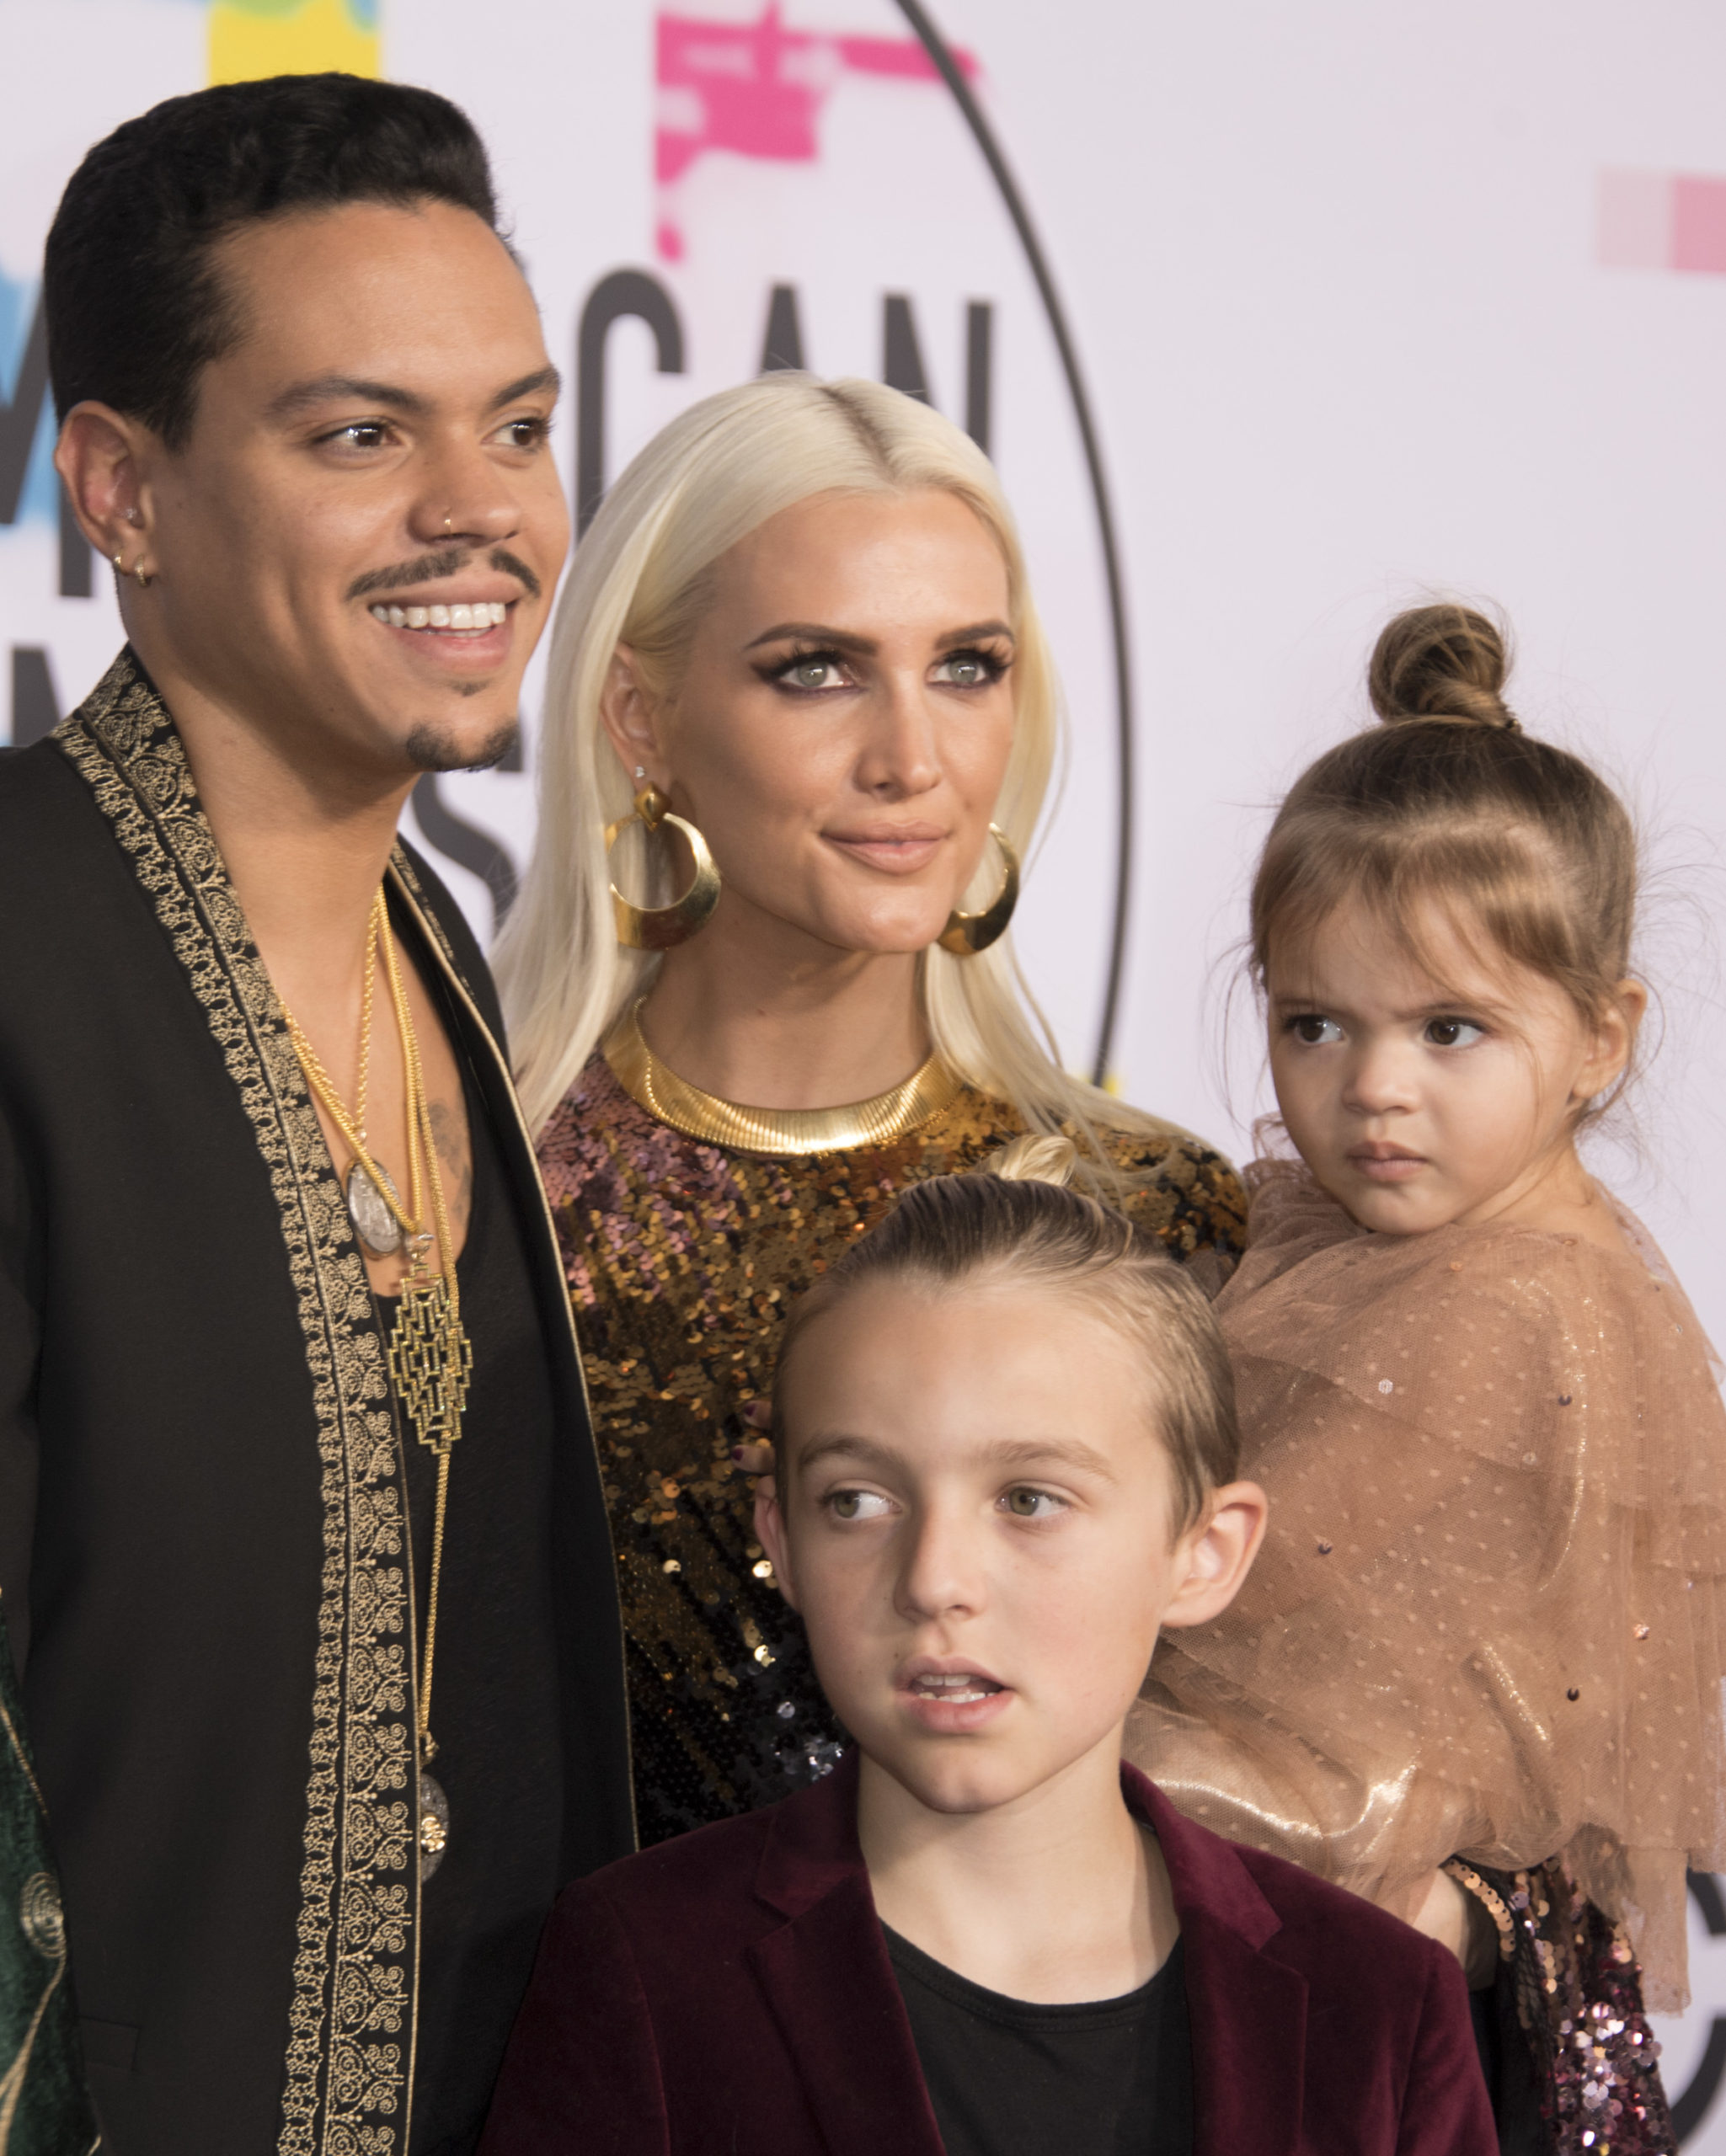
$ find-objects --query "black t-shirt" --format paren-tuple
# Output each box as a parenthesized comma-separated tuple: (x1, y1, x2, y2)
(380, 1054, 565, 2156)
(885, 1928, 1194, 2156)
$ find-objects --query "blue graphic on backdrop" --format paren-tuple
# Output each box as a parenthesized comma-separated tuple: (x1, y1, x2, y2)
(0, 273, 58, 530)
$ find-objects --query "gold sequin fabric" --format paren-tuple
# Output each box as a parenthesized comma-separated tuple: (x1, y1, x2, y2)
(540, 1055, 1246, 1844)
(1130, 1161, 1726, 2015)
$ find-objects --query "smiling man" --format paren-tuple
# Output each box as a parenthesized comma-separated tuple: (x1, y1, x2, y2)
(0, 75, 632, 2155)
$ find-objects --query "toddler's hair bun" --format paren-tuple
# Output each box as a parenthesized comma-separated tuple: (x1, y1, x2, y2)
(985, 1133, 1079, 1187)
(1367, 604, 1520, 733)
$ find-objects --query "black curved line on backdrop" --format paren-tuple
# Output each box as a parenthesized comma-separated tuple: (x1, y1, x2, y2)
(1673, 1871, 1726, 2143)
(891, 0, 1133, 1086)
(412, 776, 519, 934)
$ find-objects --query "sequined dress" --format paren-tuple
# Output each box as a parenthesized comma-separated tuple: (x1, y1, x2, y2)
(539, 1053, 1246, 1846)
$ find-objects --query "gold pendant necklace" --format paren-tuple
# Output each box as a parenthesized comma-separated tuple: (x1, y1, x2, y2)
(283, 889, 472, 1881)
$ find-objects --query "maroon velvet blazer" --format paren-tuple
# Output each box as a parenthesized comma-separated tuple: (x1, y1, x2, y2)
(480, 1753, 1495, 2156)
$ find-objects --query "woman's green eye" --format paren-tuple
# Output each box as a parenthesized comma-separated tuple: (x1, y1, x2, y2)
(932, 648, 1004, 688)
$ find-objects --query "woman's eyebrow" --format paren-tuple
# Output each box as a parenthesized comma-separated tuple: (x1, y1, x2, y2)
(744, 622, 877, 654)
(742, 619, 1016, 656)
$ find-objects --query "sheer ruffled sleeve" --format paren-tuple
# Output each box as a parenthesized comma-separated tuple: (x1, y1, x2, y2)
(1125, 1170, 1726, 2009)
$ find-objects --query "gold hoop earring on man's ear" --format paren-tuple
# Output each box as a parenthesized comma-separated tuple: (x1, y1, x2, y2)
(606, 785, 722, 950)
(111, 551, 152, 590)
(938, 824, 1019, 957)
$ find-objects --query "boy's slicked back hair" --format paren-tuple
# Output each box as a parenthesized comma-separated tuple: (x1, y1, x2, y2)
(772, 1137, 1239, 1531)
(45, 72, 500, 446)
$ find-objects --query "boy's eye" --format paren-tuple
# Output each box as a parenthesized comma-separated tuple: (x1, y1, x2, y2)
(826, 1488, 891, 1522)
(1424, 1017, 1486, 1049)
(1001, 1487, 1063, 1520)
(1287, 1013, 1344, 1046)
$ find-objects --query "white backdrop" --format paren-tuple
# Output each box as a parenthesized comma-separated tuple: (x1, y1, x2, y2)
(7, 0, 1726, 2136)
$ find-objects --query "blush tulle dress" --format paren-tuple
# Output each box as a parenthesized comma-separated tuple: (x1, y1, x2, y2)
(1129, 1164, 1726, 2153)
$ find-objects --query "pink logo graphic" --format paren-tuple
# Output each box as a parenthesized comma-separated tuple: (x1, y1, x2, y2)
(655, 4, 977, 260)
(1597, 168, 1726, 275)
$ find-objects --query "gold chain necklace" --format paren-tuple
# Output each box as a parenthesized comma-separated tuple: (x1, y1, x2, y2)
(282, 889, 473, 1881)
(604, 1001, 962, 1155)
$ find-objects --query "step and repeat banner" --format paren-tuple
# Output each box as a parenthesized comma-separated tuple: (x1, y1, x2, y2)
(8, 0, 1726, 2136)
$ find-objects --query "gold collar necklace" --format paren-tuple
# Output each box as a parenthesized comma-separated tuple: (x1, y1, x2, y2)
(605, 1001, 961, 1155)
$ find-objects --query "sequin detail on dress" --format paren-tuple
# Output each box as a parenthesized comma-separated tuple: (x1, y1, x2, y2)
(540, 1056, 1247, 1844)
(1457, 1857, 1675, 2154)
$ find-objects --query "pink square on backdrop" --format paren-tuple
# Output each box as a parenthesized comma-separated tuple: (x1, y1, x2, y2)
(1672, 174, 1726, 273)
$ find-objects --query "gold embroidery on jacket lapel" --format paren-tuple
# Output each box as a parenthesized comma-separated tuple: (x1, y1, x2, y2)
(55, 651, 417, 2156)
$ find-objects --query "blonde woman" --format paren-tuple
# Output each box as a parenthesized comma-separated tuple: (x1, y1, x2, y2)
(498, 376, 1244, 1844)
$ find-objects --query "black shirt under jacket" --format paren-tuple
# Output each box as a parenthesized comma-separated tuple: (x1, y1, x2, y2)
(886, 1929, 1194, 2156)
(391, 1050, 564, 2154)
(0, 649, 634, 2156)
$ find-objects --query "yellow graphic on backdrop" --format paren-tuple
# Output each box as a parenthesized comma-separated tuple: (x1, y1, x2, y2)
(208, 0, 381, 85)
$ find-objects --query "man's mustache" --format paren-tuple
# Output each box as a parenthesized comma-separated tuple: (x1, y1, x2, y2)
(345, 546, 542, 603)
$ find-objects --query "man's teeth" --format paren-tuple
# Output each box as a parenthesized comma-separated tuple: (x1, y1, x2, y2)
(371, 600, 509, 631)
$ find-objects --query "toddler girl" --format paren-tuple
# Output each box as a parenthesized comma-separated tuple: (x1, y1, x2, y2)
(1129, 605, 1726, 2155)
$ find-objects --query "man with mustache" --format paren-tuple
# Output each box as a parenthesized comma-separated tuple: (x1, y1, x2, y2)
(0, 72, 632, 2154)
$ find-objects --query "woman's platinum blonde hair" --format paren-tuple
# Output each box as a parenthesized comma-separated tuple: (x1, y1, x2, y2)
(497, 372, 1154, 1153)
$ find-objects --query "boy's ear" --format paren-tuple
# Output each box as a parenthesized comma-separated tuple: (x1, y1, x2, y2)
(753, 1458, 799, 1612)
(1158, 1481, 1268, 1631)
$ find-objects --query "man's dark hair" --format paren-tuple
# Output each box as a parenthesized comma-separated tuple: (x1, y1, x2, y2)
(45, 72, 500, 448)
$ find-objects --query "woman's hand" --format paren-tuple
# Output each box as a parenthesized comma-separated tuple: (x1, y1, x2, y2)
(731, 1401, 776, 1501)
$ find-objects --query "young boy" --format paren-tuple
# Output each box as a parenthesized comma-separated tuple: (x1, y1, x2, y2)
(482, 1156, 1494, 2154)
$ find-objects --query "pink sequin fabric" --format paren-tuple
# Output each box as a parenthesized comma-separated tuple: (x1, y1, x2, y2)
(539, 1054, 1247, 1845)
(1455, 1855, 1676, 2152)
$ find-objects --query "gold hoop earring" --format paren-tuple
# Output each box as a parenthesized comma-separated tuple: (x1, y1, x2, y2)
(605, 784, 721, 950)
(938, 824, 1019, 957)
(112, 551, 152, 590)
